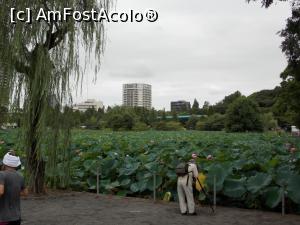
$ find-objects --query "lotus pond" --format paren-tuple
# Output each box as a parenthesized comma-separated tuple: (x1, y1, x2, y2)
(1, 129, 300, 213)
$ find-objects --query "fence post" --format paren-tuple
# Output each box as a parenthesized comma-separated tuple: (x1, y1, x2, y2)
(96, 166, 100, 196)
(282, 186, 285, 216)
(213, 175, 216, 211)
(153, 173, 156, 202)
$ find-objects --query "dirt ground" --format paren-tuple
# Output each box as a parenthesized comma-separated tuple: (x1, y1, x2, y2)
(21, 192, 300, 225)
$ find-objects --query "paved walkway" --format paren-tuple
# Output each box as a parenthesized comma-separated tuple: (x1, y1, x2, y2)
(21, 192, 300, 225)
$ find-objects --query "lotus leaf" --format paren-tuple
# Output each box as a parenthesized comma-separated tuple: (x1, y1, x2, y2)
(264, 186, 283, 208)
(223, 178, 246, 198)
(246, 173, 272, 193)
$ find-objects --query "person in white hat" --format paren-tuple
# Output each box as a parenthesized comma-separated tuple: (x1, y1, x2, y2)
(0, 151, 27, 225)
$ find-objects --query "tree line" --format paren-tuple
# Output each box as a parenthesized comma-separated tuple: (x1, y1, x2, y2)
(0, 86, 294, 133)
(54, 87, 284, 132)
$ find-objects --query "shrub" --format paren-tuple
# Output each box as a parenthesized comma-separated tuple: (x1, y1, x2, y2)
(186, 115, 199, 130)
(106, 113, 136, 131)
(261, 112, 278, 131)
(196, 120, 206, 131)
(205, 113, 226, 131)
(132, 122, 150, 131)
(155, 121, 184, 131)
(196, 114, 225, 131)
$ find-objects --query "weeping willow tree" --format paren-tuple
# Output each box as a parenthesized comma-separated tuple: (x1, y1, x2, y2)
(0, 0, 112, 193)
(0, 68, 9, 125)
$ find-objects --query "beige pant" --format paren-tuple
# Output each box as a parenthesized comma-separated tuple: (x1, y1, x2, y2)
(177, 175, 195, 214)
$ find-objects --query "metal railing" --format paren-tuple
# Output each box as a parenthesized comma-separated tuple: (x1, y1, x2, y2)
(96, 167, 288, 216)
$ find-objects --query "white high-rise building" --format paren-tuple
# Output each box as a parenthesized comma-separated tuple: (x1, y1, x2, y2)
(123, 83, 152, 109)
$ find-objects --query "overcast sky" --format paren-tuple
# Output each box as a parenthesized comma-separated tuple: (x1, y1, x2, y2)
(74, 0, 292, 110)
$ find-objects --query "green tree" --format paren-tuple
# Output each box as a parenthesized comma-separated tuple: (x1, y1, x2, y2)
(191, 98, 200, 114)
(63, 106, 80, 128)
(72, 110, 81, 127)
(106, 106, 112, 113)
(247, 0, 291, 8)
(213, 91, 242, 114)
(0, 1, 111, 193)
(85, 116, 98, 129)
(272, 97, 295, 128)
(122, 113, 136, 130)
(83, 108, 97, 125)
(149, 108, 157, 125)
(201, 101, 212, 115)
(278, 5, 300, 127)
(97, 107, 105, 120)
(133, 107, 152, 125)
(247, 0, 300, 128)
(249, 87, 281, 109)
(225, 97, 263, 132)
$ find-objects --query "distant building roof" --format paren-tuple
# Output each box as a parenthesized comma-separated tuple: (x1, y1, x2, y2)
(73, 99, 104, 112)
(157, 115, 205, 121)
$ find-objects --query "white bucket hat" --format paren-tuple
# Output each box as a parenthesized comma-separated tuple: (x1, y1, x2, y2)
(3, 152, 21, 168)
(191, 153, 198, 159)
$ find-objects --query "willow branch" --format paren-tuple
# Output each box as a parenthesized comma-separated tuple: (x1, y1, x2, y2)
(14, 58, 30, 75)
(42, 1, 69, 50)
(43, 24, 69, 50)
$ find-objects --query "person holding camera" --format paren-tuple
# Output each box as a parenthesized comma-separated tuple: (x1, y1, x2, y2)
(176, 152, 214, 215)
(176, 153, 199, 215)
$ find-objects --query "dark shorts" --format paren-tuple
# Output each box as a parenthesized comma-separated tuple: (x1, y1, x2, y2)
(0, 220, 21, 225)
(9, 221, 21, 225)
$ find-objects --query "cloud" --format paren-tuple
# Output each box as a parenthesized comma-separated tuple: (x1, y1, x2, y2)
(74, 0, 291, 110)
(108, 62, 155, 79)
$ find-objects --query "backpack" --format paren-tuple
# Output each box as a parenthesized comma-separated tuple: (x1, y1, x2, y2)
(175, 162, 189, 177)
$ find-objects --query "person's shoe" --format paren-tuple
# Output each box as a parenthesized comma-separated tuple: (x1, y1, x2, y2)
(188, 212, 197, 216)
(181, 212, 187, 215)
